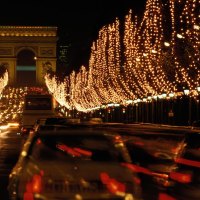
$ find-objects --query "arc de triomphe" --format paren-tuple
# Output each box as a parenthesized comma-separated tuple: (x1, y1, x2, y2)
(0, 26, 57, 85)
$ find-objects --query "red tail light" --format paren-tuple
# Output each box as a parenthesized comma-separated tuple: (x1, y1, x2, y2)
(121, 163, 151, 175)
(170, 171, 192, 183)
(100, 172, 126, 195)
(133, 141, 144, 146)
(176, 157, 200, 168)
(23, 191, 34, 200)
(158, 193, 176, 200)
(24, 171, 43, 200)
(36, 139, 42, 145)
(21, 127, 27, 133)
(32, 174, 42, 193)
(57, 144, 92, 157)
(114, 135, 123, 143)
(74, 147, 92, 156)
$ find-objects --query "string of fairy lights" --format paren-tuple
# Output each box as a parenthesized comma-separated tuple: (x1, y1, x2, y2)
(0, 71, 8, 96)
(43, 0, 199, 112)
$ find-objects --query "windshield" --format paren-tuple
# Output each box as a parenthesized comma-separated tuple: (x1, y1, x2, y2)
(25, 97, 52, 110)
(30, 134, 125, 162)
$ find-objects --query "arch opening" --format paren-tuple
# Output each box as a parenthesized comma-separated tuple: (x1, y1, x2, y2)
(16, 49, 37, 86)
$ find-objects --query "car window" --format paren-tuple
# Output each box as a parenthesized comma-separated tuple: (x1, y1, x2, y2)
(30, 135, 125, 162)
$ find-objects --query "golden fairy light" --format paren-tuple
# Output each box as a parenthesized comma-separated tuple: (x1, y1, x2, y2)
(137, 0, 174, 96)
(44, 0, 199, 112)
(169, 0, 200, 95)
(45, 74, 72, 109)
(123, 9, 150, 99)
(0, 71, 8, 95)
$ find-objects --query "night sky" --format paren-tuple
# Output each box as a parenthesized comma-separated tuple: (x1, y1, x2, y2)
(0, 0, 146, 72)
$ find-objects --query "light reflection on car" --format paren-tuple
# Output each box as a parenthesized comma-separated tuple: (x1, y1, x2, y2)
(124, 133, 184, 200)
(8, 128, 142, 200)
(159, 131, 200, 200)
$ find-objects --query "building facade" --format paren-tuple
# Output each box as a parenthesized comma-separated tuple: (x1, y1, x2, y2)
(0, 26, 57, 86)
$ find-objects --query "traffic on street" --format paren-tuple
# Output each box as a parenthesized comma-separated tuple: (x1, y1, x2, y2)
(0, 1, 199, 199)
(0, 87, 199, 200)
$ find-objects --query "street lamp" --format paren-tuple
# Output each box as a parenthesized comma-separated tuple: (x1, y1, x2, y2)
(142, 98, 147, 123)
(147, 95, 153, 123)
(183, 89, 191, 126)
(136, 99, 141, 123)
(197, 87, 200, 121)
(161, 93, 167, 124)
(152, 95, 158, 123)
(168, 93, 175, 125)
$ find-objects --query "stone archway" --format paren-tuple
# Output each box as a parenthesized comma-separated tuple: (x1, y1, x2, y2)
(0, 26, 57, 86)
(16, 49, 36, 86)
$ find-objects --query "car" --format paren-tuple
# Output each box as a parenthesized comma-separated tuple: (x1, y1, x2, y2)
(42, 116, 69, 125)
(20, 116, 71, 136)
(158, 131, 200, 200)
(0, 122, 9, 131)
(7, 121, 20, 129)
(21, 94, 56, 130)
(124, 133, 184, 200)
(35, 124, 82, 132)
(33, 117, 80, 132)
(32, 116, 81, 132)
(8, 128, 142, 200)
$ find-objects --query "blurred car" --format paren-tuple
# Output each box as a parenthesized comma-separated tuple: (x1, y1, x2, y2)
(0, 122, 9, 131)
(21, 116, 70, 136)
(33, 117, 80, 132)
(159, 131, 200, 200)
(43, 116, 81, 126)
(7, 121, 20, 129)
(88, 118, 103, 124)
(124, 133, 184, 200)
(35, 124, 82, 133)
(8, 128, 142, 200)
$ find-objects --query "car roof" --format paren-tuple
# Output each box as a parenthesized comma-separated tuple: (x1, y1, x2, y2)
(44, 116, 67, 119)
(36, 127, 118, 137)
(36, 116, 67, 121)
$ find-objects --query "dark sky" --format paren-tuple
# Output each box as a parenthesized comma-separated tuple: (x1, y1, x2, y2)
(1, 0, 146, 71)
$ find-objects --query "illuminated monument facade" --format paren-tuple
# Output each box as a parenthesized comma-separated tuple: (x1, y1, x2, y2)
(0, 26, 57, 86)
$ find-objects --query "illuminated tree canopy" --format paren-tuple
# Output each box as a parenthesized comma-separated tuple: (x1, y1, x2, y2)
(0, 71, 8, 95)
(45, 0, 200, 112)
